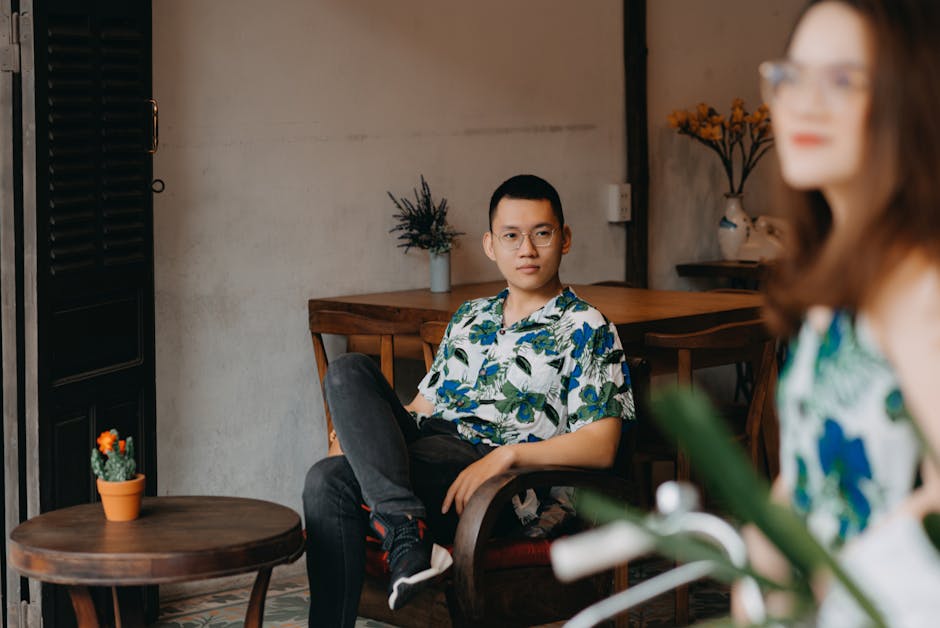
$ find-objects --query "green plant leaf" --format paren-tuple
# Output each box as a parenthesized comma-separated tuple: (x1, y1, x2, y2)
(923, 513, 940, 554)
(454, 348, 469, 366)
(514, 356, 532, 376)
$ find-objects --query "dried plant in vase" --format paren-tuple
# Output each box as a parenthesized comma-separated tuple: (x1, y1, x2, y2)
(389, 175, 463, 292)
(667, 98, 774, 196)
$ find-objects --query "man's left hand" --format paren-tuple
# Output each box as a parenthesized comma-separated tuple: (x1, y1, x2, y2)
(442, 446, 517, 516)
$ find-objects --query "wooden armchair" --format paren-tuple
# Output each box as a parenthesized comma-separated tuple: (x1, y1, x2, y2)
(643, 318, 778, 478)
(308, 313, 647, 627)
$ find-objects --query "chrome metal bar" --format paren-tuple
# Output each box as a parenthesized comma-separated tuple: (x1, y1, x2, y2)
(564, 561, 714, 628)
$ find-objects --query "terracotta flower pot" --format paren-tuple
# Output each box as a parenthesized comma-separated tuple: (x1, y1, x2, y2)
(96, 474, 146, 522)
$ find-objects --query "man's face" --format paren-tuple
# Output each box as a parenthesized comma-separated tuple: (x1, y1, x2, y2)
(483, 197, 571, 294)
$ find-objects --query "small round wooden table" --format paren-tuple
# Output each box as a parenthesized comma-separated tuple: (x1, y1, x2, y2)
(8, 495, 305, 627)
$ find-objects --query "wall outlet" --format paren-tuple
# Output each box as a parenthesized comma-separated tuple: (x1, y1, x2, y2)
(606, 183, 632, 222)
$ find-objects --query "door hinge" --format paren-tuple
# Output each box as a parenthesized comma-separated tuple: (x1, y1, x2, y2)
(0, 11, 20, 73)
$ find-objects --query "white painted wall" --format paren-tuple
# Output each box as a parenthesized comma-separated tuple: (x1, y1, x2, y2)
(647, 0, 806, 290)
(152, 1, 626, 509)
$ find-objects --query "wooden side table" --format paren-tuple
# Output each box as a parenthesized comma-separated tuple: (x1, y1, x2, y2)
(8, 496, 304, 627)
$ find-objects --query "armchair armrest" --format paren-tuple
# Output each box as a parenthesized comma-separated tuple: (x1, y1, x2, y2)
(452, 465, 632, 623)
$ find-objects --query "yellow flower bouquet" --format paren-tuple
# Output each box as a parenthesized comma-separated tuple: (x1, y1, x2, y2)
(668, 98, 774, 196)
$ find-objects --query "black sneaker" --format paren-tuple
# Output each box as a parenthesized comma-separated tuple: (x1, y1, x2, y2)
(370, 512, 453, 610)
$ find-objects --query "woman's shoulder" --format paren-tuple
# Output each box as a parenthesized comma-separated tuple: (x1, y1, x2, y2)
(865, 250, 940, 350)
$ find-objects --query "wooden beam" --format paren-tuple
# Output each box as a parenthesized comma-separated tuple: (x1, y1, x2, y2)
(624, 0, 649, 288)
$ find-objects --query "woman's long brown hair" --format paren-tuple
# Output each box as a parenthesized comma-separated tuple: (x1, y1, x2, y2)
(765, 0, 940, 336)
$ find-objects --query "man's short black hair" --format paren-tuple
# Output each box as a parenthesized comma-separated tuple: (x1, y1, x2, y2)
(488, 174, 565, 230)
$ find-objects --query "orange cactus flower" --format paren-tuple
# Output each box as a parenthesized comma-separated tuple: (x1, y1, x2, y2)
(119, 440, 126, 454)
(97, 430, 117, 455)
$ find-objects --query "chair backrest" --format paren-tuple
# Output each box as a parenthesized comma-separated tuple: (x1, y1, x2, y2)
(708, 288, 760, 295)
(419, 320, 449, 370)
(309, 308, 417, 437)
(592, 279, 636, 288)
(615, 356, 650, 483)
(644, 318, 778, 472)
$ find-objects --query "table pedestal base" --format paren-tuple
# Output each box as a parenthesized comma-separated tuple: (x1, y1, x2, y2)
(66, 567, 274, 628)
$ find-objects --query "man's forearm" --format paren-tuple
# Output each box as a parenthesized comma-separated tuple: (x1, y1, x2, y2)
(502, 417, 621, 469)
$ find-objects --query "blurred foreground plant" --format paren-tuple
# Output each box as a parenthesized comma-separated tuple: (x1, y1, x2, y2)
(577, 388, 885, 627)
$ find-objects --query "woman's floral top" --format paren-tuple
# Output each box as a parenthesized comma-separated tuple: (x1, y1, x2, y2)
(778, 309, 920, 550)
(416, 287, 635, 446)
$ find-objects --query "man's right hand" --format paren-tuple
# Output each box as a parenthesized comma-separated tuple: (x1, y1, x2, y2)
(327, 430, 344, 456)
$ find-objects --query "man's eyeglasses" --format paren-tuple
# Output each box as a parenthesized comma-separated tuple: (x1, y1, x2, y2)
(494, 227, 557, 250)
(759, 59, 870, 110)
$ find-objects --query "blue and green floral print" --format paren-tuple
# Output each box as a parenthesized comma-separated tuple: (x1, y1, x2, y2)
(778, 309, 920, 550)
(416, 288, 635, 446)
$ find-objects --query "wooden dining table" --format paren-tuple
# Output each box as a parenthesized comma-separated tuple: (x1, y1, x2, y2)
(308, 281, 764, 370)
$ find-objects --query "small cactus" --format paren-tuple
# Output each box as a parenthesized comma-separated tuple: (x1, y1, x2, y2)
(91, 429, 137, 482)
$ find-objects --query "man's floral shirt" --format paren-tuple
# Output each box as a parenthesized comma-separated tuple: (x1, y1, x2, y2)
(416, 288, 635, 446)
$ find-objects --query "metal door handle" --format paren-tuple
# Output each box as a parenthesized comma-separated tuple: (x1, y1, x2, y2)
(148, 98, 158, 154)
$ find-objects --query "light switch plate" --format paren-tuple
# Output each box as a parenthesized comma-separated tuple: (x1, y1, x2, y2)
(606, 183, 632, 222)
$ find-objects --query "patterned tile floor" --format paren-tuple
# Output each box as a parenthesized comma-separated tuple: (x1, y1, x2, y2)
(153, 559, 729, 627)
(154, 571, 393, 628)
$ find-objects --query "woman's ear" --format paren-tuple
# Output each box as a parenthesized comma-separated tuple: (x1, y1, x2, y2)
(483, 231, 497, 261)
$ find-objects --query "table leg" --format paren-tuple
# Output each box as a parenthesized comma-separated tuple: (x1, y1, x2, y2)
(244, 566, 273, 628)
(68, 586, 101, 628)
(112, 586, 146, 628)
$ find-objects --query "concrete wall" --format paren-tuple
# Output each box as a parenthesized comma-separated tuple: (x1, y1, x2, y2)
(152, 1, 627, 509)
(647, 0, 805, 290)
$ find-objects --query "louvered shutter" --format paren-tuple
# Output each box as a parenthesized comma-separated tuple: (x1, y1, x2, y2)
(29, 1, 157, 625)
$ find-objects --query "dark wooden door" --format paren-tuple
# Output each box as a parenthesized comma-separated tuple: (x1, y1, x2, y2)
(29, 0, 156, 624)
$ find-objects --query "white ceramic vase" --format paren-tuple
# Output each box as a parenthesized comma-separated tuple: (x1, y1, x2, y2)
(717, 194, 751, 260)
(429, 251, 451, 293)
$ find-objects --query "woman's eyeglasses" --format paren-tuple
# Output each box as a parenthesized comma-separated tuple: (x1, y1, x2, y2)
(494, 228, 557, 250)
(759, 59, 870, 110)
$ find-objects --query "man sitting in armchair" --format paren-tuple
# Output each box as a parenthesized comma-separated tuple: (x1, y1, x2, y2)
(302, 174, 635, 627)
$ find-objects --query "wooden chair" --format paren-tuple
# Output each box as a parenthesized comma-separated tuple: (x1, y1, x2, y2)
(641, 318, 779, 626)
(308, 308, 420, 436)
(419, 320, 449, 369)
(592, 279, 636, 288)
(308, 313, 648, 626)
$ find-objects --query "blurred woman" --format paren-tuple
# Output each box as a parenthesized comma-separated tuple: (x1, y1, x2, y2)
(743, 0, 940, 624)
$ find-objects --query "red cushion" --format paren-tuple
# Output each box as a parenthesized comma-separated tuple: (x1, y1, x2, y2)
(364, 536, 553, 578)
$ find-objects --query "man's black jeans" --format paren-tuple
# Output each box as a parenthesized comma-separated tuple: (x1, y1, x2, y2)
(302, 353, 503, 627)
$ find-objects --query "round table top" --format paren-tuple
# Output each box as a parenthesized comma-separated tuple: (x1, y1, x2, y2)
(8, 495, 304, 586)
